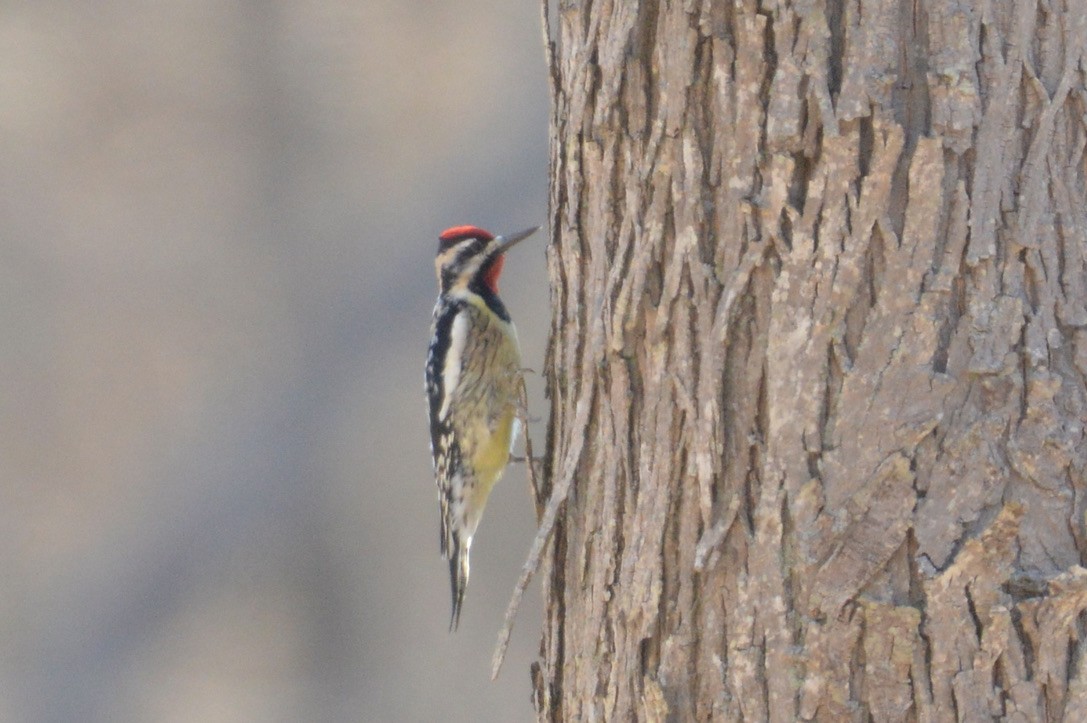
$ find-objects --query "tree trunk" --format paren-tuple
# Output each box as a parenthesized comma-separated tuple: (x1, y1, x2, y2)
(535, 0, 1087, 720)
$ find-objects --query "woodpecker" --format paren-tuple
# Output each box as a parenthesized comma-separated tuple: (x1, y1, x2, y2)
(425, 224, 538, 630)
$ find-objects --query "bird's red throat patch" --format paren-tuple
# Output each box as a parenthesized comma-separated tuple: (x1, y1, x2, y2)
(482, 254, 504, 294)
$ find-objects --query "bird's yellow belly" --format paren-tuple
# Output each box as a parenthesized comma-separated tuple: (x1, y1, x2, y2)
(450, 298, 522, 516)
(468, 406, 515, 505)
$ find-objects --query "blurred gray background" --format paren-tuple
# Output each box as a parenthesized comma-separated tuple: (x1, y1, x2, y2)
(1, 2, 549, 721)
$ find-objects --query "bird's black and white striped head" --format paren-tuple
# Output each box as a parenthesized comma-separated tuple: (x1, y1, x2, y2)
(434, 225, 538, 297)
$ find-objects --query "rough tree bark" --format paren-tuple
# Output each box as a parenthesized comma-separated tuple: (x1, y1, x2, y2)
(534, 0, 1087, 720)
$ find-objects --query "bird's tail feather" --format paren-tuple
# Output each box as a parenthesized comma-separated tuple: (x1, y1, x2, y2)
(448, 533, 470, 631)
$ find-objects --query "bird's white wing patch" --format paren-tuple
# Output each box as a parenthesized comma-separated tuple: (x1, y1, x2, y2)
(438, 309, 471, 419)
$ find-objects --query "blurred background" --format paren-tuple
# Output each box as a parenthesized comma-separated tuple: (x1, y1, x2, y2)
(1, 2, 549, 721)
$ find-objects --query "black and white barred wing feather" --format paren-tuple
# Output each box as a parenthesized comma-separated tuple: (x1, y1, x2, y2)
(426, 299, 466, 627)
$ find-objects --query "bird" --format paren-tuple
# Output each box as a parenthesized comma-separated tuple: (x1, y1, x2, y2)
(425, 224, 539, 630)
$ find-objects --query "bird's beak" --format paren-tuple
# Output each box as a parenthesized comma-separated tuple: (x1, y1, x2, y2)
(494, 226, 540, 254)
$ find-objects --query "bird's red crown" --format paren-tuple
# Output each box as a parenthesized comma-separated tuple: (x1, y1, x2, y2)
(439, 225, 494, 246)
